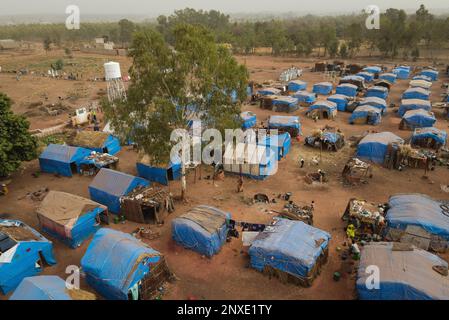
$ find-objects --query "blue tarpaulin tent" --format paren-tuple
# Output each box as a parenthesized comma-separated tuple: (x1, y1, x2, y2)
(292, 90, 317, 104)
(336, 83, 358, 97)
(136, 154, 181, 186)
(402, 87, 430, 101)
(172, 206, 230, 257)
(401, 109, 436, 129)
(39, 144, 91, 177)
(349, 106, 382, 125)
(36, 191, 108, 248)
(411, 127, 447, 148)
(288, 80, 307, 92)
(365, 86, 389, 100)
(0, 219, 56, 294)
(363, 66, 382, 74)
(398, 99, 432, 117)
(241, 111, 257, 129)
(327, 94, 349, 111)
(393, 66, 410, 79)
(359, 97, 387, 114)
(312, 82, 333, 95)
(72, 131, 121, 155)
(356, 132, 404, 164)
(413, 75, 432, 82)
(268, 115, 301, 137)
(357, 242, 449, 300)
(308, 101, 337, 119)
(357, 72, 375, 83)
(88, 168, 150, 214)
(420, 69, 438, 81)
(257, 87, 281, 96)
(249, 218, 330, 283)
(81, 228, 165, 300)
(379, 73, 397, 84)
(259, 132, 291, 161)
(271, 96, 299, 113)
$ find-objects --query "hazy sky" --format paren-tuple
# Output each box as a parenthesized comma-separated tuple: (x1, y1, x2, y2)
(0, 0, 446, 16)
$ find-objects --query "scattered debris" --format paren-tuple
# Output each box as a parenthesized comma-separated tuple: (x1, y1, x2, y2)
(342, 158, 372, 185)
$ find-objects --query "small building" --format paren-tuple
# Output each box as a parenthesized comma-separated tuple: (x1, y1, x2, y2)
(36, 191, 108, 248)
(261, 95, 298, 113)
(81, 228, 171, 300)
(363, 66, 382, 75)
(356, 71, 375, 83)
(241, 111, 257, 130)
(172, 205, 231, 257)
(88, 168, 150, 214)
(259, 132, 291, 161)
(327, 94, 349, 112)
(420, 69, 438, 81)
(268, 115, 301, 138)
(9, 276, 96, 300)
(398, 99, 432, 117)
(305, 129, 345, 151)
(0, 220, 56, 294)
(411, 127, 447, 150)
(339, 75, 365, 91)
(335, 83, 358, 97)
(402, 87, 430, 101)
(365, 86, 389, 100)
(312, 82, 333, 95)
(291, 90, 316, 105)
(72, 131, 121, 155)
(39, 144, 91, 177)
(349, 105, 382, 126)
(287, 80, 307, 92)
(357, 242, 449, 300)
(248, 218, 331, 287)
(393, 66, 410, 79)
(307, 101, 337, 120)
(379, 73, 397, 84)
(136, 153, 181, 186)
(400, 109, 436, 130)
(356, 132, 404, 164)
(257, 87, 281, 96)
(358, 96, 387, 114)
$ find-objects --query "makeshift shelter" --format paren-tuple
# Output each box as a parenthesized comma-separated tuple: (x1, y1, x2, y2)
(400, 109, 436, 130)
(349, 106, 382, 126)
(335, 83, 358, 97)
(398, 99, 432, 117)
(363, 66, 382, 75)
(365, 86, 389, 100)
(81, 228, 171, 300)
(257, 87, 281, 96)
(411, 127, 447, 150)
(420, 69, 438, 81)
(292, 90, 316, 105)
(410, 79, 432, 90)
(88, 168, 150, 214)
(357, 242, 449, 300)
(241, 111, 257, 130)
(136, 153, 181, 186)
(172, 205, 231, 257)
(358, 97, 387, 114)
(270, 96, 299, 113)
(327, 94, 349, 111)
(413, 75, 432, 82)
(0, 219, 56, 294)
(379, 73, 397, 84)
(393, 66, 410, 79)
(248, 218, 331, 287)
(312, 82, 333, 95)
(307, 101, 337, 120)
(268, 115, 301, 137)
(356, 132, 404, 164)
(39, 144, 91, 177)
(374, 80, 392, 91)
(72, 131, 121, 155)
(339, 76, 365, 91)
(402, 87, 430, 101)
(287, 80, 307, 92)
(259, 132, 291, 161)
(9, 276, 96, 300)
(305, 129, 345, 151)
(78, 152, 119, 176)
(341, 158, 372, 185)
(356, 72, 375, 83)
(36, 191, 108, 248)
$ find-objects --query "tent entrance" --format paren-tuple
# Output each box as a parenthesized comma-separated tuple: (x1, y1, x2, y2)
(141, 203, 162, 224)
(135, 257, 172, 300)
(322, 111, 329, 119)
(37, 251, 50, 268)
(70, 162, 78, 175)
(167, 168, 174, 181)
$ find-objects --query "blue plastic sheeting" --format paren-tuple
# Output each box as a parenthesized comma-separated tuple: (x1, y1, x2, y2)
(88, 168, 150, 214)
(413, 75, 432, 82)
(402, 109, 436, 129)
(9, 276, 72, 300)
(356, 72, 375, 82)
(412, 127, 447, 146)
(81, 228, 162, 300)
(312, 82, 333, 95)
(398, 99, 432, 117)
(268, 115, 301, 135)
(336, 83, 358, 97)
(271, 96, 299, 112)
(363, 66, 382, 74)
(172, 206, 231, 257)
(379, 73, 397, 84)
(357, 242, 449, 300)
(288, 80, 307, 92)
(342, 75, 365, 83)
(307, 131, 340, 144)
(249, 218, 330, 279)
(308, 101, 337, 113)
(327, 94, 349, 111)
(356, 132, 404, 164)
(365, 86, 389, 100)
(402, 87, 430, 101)
(136, 158, 181, 186)
(259, 132, 291, 161)
(393, 66, 410, 79)
(241, 111, 257, 129)
(39, 144, 91, 177)
(258, 87, 281, 96)
(359, 97, 387, 114)
(0, 220, 56, 295)
(292, 90, 316, 104)
(349, 106, 382, 125)
(420, 69, 438, 81)
(74, 133, 121, 156)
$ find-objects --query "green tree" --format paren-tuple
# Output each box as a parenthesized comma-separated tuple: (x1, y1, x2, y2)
(118, 19, 136, 47)
(0, 93, 38, 177)
(102, 25, 248, 199)
(339, 42, 348, 58)
(43, 37, 51, 53)
(54, 59, 64, 70)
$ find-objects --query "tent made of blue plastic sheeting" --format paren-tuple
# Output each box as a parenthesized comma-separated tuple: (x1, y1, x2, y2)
(327, 94, 349, 111)
(349, 105, 382, 125)
(268, 115, 301, 137)
(359, 97, 387, 114)
(402, 87, 430, 101)
(357, 242, 449, 300)
(36, 191, 107, 248)
(39, 144, 92, 177)
(88, 168, 150, 214)
(393, 66, 411, 79)
(356, 72, 374, 83)
(356, 132, 404, 164)
(412, 127, 447, 147)
(271, 96, 299, 112)
(292, 90, 317, 104)
(259, 132, 291, 161)
(9, 276, 73, 300)
(72, 131, 121, 156)
(398, 99, 432, 117)
(363, 66, 382, 74)
(136, 154, 181, 186)
(420, 69, 438, 81)
(257, 87, 281, 96)
(312, 82, 333, 95)
(81, 228, 163, 300)
(386, 193, 449, 240)
(0, 219, 57, 295)
(241, 111, 257, 129)
(342, 75, 365, 83)
(401, 109, 436, 129)
(249, 218, 331, 280)
(365, 86, 389, 100)
(410, 79, 432, 90)
(413, 75, 432, 82)
(288, 80, 307, 92)
(308, 101, 337, 113)
(336, 83, 358, 97)
(305, 131, 341, 145)
(379, 73, 397, 84)
(172, 205, 230, 257)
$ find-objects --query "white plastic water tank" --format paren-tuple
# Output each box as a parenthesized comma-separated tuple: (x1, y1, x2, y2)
(104, 61, 122, 80)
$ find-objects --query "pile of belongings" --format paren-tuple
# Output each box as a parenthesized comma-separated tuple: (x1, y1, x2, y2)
(279, 202, 314, 225)
(305, 127, 345, 151)
(79, 151, 119, 175)
(341, 158, 372, 185)
(395, 145, 437, 170)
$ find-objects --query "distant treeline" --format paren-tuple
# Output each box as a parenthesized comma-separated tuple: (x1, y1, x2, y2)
(1, 5, 449, 59)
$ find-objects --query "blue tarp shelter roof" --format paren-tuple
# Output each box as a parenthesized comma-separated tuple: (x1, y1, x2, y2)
(350, 105, 382, 125)
(268, 115, 300, 129)
(366, 86, 389, 99)
(356, 132, 404, 163)
(398, 99, 432, 117)
(412, 127, 447, 146)
(309, 101, 337, 112)
(312, 82, 333, 95)
(357, 72, 375, 82)
(413, 75, 432, 82)
(420, 69, 438, 81)
(410, 79, 432, 90)
(402, 87, 430, 101)
(39, 144, 91, 177)
(327, 94, 349, 111)
(336, 83, 358, 97)
(241, 111, 257, 129)
(363, 66, 382, 74)
(393, 67, 410, 79)
(292, 90, 317, 104)
(136, 153, 181, 185)
(342, 75, 365, 82)
(359, 97, 387, 113)
(288, 80, 307, 92)
(379, 73, 397, 83)
(402, 109, 436, 128)
(10, 276, 73, 300)
(258, 87, 281, 96)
